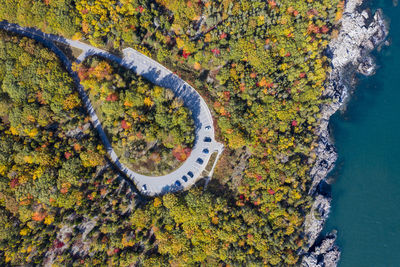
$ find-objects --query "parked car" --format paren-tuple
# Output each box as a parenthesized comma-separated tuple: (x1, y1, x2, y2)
(142, 184, 147, 192)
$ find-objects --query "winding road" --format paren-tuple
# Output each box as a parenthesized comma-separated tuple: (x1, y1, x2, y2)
(0, 21, 223, 196)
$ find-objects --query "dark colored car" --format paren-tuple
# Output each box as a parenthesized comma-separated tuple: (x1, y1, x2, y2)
(142, 184, 147, 192)
(204, 137, 212, 142)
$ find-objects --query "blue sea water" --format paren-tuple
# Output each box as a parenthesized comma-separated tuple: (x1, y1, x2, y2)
(322, 1, 400, 266)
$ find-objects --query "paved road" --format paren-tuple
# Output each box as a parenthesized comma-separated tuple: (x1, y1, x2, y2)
(0, 21, 223, 196)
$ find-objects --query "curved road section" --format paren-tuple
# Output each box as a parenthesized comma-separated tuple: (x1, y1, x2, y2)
(0, 21, 224, 196)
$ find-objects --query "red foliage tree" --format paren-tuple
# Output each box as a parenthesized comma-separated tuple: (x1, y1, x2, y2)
(64, 152, 72, 159)
(10, 178, 19, 189)
(211, 48, 220, 56)
(172, 146, 191, 162)
(106, 93, 118, 102)
(268, 189, 275, 195)
(136, 6, 144, 13)
(223, 91, 230, 101)
(121, 120, 130, 130)
(54, 239, 64, 249)
(182, 50, 190, 59)
(321, 25, 330, 33)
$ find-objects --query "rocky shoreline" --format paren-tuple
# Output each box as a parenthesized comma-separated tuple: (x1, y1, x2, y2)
(301, 1, 388, 266)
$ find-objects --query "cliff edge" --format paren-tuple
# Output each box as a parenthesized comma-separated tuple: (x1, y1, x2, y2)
(302, 1, 388, 266)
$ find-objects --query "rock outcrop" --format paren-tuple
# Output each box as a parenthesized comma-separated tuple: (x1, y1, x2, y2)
(303, 193, 332, 252)
(302, 231, 341, 267)
(302, 0, 388, 266)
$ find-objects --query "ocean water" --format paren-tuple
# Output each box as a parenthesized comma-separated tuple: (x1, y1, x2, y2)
(322, 1, 400, 266)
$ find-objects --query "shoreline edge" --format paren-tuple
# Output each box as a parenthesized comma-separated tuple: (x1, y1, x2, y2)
(301, 1, 388, 266)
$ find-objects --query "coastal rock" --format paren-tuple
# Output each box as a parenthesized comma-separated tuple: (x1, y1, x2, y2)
(308, 134, 337, 195)
(330, 7, 387, 71)
(303, 194, 332, 248)
(303, 0, 388, 266)
(302, 231, 341, 267)
(358, 55, 376, 76)
(308, 0, 388, 197)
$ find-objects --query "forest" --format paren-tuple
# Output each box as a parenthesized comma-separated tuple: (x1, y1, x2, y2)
(76, 57, 194, 176)
(0, 0, 343, 265)
(0, 30, 107, 263)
